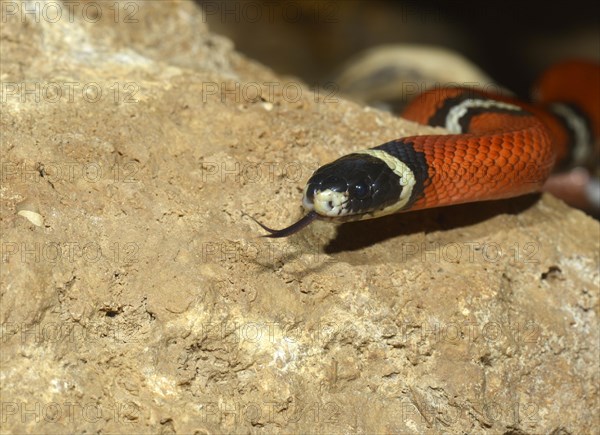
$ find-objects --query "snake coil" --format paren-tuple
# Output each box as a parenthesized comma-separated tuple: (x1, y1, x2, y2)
(253, 60, 600, 237)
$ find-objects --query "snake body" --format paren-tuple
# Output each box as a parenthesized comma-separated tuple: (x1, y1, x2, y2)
(255, 60, 600, 237)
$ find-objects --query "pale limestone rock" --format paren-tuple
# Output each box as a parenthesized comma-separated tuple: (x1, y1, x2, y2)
(1, 1, 598, 434)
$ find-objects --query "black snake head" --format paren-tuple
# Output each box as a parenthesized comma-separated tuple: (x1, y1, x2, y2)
(303, 153, 404, 220)
(249, 151, 407, 238)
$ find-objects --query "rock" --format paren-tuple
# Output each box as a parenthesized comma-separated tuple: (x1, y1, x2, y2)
(1, 1, 598, 434)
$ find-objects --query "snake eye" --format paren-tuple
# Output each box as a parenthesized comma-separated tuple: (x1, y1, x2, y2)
(351, 181, 371, 200)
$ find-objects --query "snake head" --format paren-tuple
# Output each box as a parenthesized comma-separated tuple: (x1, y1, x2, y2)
(302, 153, 404, 220)
(250, 148, 417, 237)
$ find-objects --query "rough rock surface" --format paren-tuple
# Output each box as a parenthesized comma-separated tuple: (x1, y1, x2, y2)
(1, 1, 598, 434)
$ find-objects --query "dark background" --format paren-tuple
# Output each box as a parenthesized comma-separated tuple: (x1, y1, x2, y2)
(196, 0, 600, 97)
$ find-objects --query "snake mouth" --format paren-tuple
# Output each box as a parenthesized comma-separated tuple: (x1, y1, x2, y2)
(248, 188, 350, 239)
(303, 186, 351, 217)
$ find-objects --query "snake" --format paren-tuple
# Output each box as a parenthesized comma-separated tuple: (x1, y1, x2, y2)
(252, 60, 600, 238)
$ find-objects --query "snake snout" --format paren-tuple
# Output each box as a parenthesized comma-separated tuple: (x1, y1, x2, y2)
(303, 175, 352, 217)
